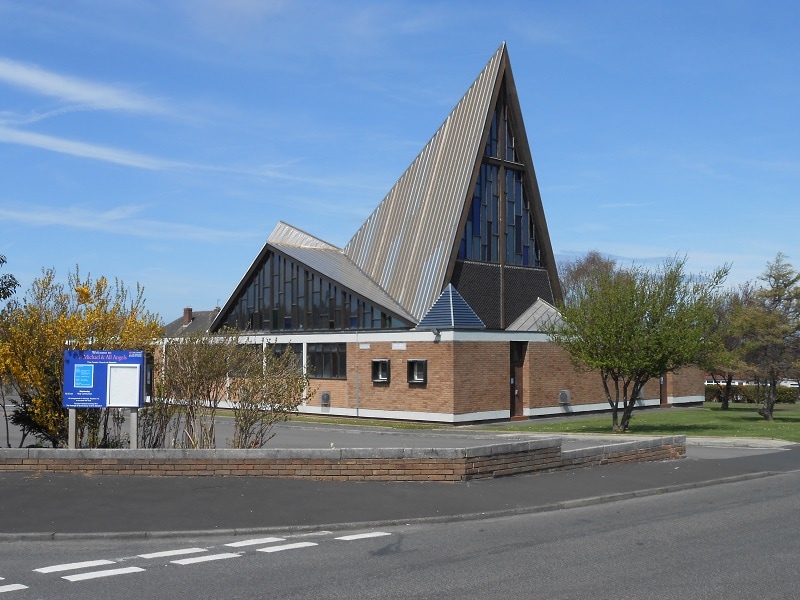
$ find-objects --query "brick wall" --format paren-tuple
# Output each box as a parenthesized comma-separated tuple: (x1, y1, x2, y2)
(304, 338, 703, 419)
(525, 343, 700, 410)
(0, 436, 685, 481)
(526, 342, 607, 408)
(324, 340, 510, 417)
(669, 365, 705, 398)
(341, 341, 456, 414)
(452, 342, 508, 415)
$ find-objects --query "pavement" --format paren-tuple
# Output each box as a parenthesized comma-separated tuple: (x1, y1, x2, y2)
(1, 422, 798, 541)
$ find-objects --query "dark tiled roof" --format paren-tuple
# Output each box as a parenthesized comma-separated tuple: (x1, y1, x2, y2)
(164, 309, 220, 337)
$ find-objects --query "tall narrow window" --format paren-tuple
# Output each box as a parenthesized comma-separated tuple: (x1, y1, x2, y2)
(458, 79, 542, 268)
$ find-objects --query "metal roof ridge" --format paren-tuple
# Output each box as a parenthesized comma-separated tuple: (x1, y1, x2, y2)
(341, 44, 507, 319)
(268, 221, 340, 250)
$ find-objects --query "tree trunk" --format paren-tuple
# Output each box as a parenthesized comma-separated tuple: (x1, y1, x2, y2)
(1, 386, 10, 448)
(758, 369, 778, 420)
(619, 402, 635, 431)
(602, 375, 621, 431)
(720, 374, 732, 411)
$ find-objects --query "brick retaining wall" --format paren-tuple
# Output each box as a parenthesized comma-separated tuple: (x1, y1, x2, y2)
(0, 436, 685, 481)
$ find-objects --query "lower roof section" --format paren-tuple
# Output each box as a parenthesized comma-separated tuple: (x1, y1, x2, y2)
(219, 329, 552, 346)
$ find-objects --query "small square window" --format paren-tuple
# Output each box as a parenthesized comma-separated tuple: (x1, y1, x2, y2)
(371, 359, 390, 384)
(407, 359, 427, 385)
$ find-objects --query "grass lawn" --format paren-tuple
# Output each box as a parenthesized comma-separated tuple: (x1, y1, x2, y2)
(287, 414, 440, 430)
(476, 403, 800, 443)
(286, 403, 800, 442)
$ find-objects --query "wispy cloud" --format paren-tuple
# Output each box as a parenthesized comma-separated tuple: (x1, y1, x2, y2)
(0, 125, 395, 191)
(0, 126, 183, 169)
(0, 57, 168, 114)
(0, 203, 257, 243)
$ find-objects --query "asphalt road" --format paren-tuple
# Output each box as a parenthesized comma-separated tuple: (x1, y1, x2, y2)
(2, 470, 798, 599)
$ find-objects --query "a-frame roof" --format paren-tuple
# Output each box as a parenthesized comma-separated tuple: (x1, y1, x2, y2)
(211, 43, 560, 333)
(343, 44, 505, 321)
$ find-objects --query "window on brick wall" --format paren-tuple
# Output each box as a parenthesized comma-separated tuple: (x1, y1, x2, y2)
(407, 359, 427, 385)
(371, 359, 390, 384)
(307, 343, 347, 379)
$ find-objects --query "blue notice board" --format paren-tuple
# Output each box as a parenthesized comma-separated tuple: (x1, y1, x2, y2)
(63, 350, 145, 408)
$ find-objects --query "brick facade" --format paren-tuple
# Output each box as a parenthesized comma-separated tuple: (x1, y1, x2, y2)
(300, 336, 704, 421)
(525, 342, 701, 412)
(0, 436, 686, 481)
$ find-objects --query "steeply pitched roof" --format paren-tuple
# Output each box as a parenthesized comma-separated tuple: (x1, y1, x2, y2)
(270, 242, 414, 322)
(506, 298, 562, 332)
(268, 221, 339, 250)
(210, 222, 415, 332)
(416, 284, 485, 330)
(210, 43, 560, 333)
(343, 44, 506, 321)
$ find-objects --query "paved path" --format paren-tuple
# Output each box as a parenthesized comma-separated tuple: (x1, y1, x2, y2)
(1, 423, 797, 540)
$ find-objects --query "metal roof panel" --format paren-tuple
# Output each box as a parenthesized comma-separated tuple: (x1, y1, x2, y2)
(343, 44, 506, 321)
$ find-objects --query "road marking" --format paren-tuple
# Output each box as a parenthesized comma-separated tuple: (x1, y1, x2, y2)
(0, 584, 29, 593)
(257, 542, 318, 553)
(138, 548, 207, 559)
(171, 553, 240, 565)
(63, 567, 145, 582)
(335, 532, 392, 541)
(225, 538, 286, 548)
(34, 559, 115, 574)
(225, 537, 285, 547)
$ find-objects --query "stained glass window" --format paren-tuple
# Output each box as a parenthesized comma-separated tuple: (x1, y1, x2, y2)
(459, 81, 541, 267)
(220, 251, 409, 332)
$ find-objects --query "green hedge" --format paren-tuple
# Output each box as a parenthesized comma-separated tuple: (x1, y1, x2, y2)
(705, 384, 798, 404)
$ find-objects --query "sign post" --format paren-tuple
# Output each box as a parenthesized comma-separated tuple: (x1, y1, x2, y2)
(63, 350, 146, 448)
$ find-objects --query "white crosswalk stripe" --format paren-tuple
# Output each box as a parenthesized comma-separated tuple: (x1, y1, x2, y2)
(34, 560, 115, 574)
(225, 537, 285, 547)
(171, 553, 240, 565)
(63, 567, 145, 582)
(0, 584, 29, 594)
(138, 548, 207, 559)
(335, 532, 392, 541)
(257, 542, 318, 553)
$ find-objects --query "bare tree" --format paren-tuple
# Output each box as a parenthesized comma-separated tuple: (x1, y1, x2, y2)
(147, 332, 312, 449)
(230, 344, 312, 448)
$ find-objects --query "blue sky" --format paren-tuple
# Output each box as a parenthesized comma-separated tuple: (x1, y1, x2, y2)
(1, 0, 798, 322)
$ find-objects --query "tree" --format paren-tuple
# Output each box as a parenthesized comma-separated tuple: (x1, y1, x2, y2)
(145, 332, 311, 449)
(558, 251, 616, 306)
(548, 256, 728, 431)
(0, 267, 162, 447)
(229, 342, 311, 448)
(733, 253, 800, 420)
(0, 255, 18, 303)
(701, 284, 754, 410)
(0, 254, 20, 447)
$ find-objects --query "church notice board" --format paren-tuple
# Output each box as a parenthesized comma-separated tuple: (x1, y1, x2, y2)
(63, 349, 145, 409)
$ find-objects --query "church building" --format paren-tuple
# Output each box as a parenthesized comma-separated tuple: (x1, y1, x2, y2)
(204, 44, 703, 423)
